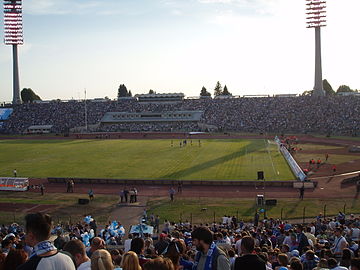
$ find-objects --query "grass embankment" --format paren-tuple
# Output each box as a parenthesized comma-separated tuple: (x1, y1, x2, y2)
(0, 191, 118, 225)
(0, 139, 294, 181)
(147, 197, 360, 224)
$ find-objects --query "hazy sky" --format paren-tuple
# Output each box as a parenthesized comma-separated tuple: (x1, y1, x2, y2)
(0, 0, 359, 101)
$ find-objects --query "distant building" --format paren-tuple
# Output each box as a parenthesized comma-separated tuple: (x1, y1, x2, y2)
(135, 93, 184, 103)
(337, 92, 360, 96)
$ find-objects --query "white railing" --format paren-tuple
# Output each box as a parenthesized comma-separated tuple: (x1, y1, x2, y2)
(275, 136, 307, 181)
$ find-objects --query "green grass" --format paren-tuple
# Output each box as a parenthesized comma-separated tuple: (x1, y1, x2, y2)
(296, 143, 343, 150)
(0, 139, 294, 181)
(147, 197, 360, 224)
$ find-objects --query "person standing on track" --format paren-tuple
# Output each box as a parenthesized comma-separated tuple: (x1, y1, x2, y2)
(299, 184, 305, 200)
(169, 187, 176, 201)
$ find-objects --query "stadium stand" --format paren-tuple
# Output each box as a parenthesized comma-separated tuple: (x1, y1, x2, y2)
(2, 212, 360, 270)
(1, 95, 360, 135)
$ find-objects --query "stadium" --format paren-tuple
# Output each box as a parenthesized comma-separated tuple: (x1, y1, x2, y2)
(1, 0, 360, 269)
(1, 94, 360, 225)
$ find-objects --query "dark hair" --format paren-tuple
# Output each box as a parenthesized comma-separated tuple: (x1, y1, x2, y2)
(305, 250, 315, 260)
(342, 248, 352, 260)
(290, 259, 303, 270)
(25, 213, 52, 241)
(241, 236, 255, 253)
(328, 258, 338, 268)
(63, 239, 86, 257)
(1, 238, 11, 248)
(351, 258, 360, 270)
(130, 237, 145, 255)
(164, 241, 183, 267)
(4, 248, 28, 270)
(143, 257, 175, 270)
(191, 227, 213, 245)
(228, 249, 235, 258)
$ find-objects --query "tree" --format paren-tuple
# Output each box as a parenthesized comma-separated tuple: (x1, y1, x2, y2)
(21, 88, 41, 103)
(117, 84, 129, 98)
(148, 89, 155, 94)
(222, 85, 231, 95)
(323, 79, 335, 95)
(301, 90, 313, 96)
(200, 86, 211, 97)
(128, 90, 132, 97)
(214, 81, 223, 96)
(337, 85, 353, 93)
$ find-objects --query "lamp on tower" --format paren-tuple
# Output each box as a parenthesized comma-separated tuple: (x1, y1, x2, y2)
(4, 0, 24, 104)
(306, 0, 327, 97)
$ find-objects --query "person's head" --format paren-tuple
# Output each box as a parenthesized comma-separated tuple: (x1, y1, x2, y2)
(91, 249, 113, 270)
(240, 236, 255, 254)
(110, 249, 122, 266)
(258, 252, 268, 263)
(164, 240, 183, 267)
(3, 248, 28, 270)
(121, 251, 141, 270)
(327, 258, 338, 269)
(1, 238, 11, 250)
(278, 253, 289, 266)
(228, 249, 235, 258)
(317, 258, 328, 269)
(91, 237, 105, 251)
(191, 227, 213, 252)
(143, 256, 175, 270)
(281, 244, 290, 253)
(130, 237, 145, 255)
(334, 227, 342, 237)
(289, 258, 303, 270)
(341, 248, 352, 260)
(63, 239, 88, 267)
(24, 213, 52, 246)
(305, 250, 315, 260)
(351, 258, 360, 270)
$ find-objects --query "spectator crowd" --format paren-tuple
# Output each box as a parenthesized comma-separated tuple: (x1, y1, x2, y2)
(2, 211, 360, 269)
(1, 95, 360, 135)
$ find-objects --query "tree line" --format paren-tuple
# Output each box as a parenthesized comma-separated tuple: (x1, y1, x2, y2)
(18, 79, 359, 103)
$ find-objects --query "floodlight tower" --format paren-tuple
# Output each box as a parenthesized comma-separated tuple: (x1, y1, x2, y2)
(3, 0, 23, 104)
(306, 0, 327, 97)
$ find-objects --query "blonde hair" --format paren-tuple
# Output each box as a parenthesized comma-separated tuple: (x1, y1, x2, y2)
(121, 251, 142, 270)
(91, 249, 113, 270)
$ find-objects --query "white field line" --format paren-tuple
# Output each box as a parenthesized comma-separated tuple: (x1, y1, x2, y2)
(264, 139, 277, 177)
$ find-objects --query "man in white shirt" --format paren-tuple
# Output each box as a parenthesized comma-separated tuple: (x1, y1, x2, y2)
(17, 213, 75, 270)
(63, 239, 91, 270)
(331, 227, 348, 259)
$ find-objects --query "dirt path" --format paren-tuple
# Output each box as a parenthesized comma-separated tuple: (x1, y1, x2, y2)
(108, 196, 148, 234)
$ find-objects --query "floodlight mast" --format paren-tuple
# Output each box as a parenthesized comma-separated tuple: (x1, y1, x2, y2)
(4, 0, 23, 104)
(306, 0, 326, 97)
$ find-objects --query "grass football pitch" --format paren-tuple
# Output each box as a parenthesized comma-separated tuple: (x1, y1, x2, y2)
(0, 139, 294, 181)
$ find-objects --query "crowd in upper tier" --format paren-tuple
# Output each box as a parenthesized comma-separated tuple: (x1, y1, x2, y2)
(1, 96, 360, 135)
(2, 211, 360, 270)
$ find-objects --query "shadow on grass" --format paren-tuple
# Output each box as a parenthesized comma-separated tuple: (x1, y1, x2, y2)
(285, 200, 302, 219)
(160, 140, 259, 179)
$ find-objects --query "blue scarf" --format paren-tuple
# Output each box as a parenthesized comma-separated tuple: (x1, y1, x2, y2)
(30, 240, 57, 258)
(193, 242, 218, 270)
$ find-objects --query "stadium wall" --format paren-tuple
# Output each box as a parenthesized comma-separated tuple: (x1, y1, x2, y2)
(48, 177, 317, 188)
